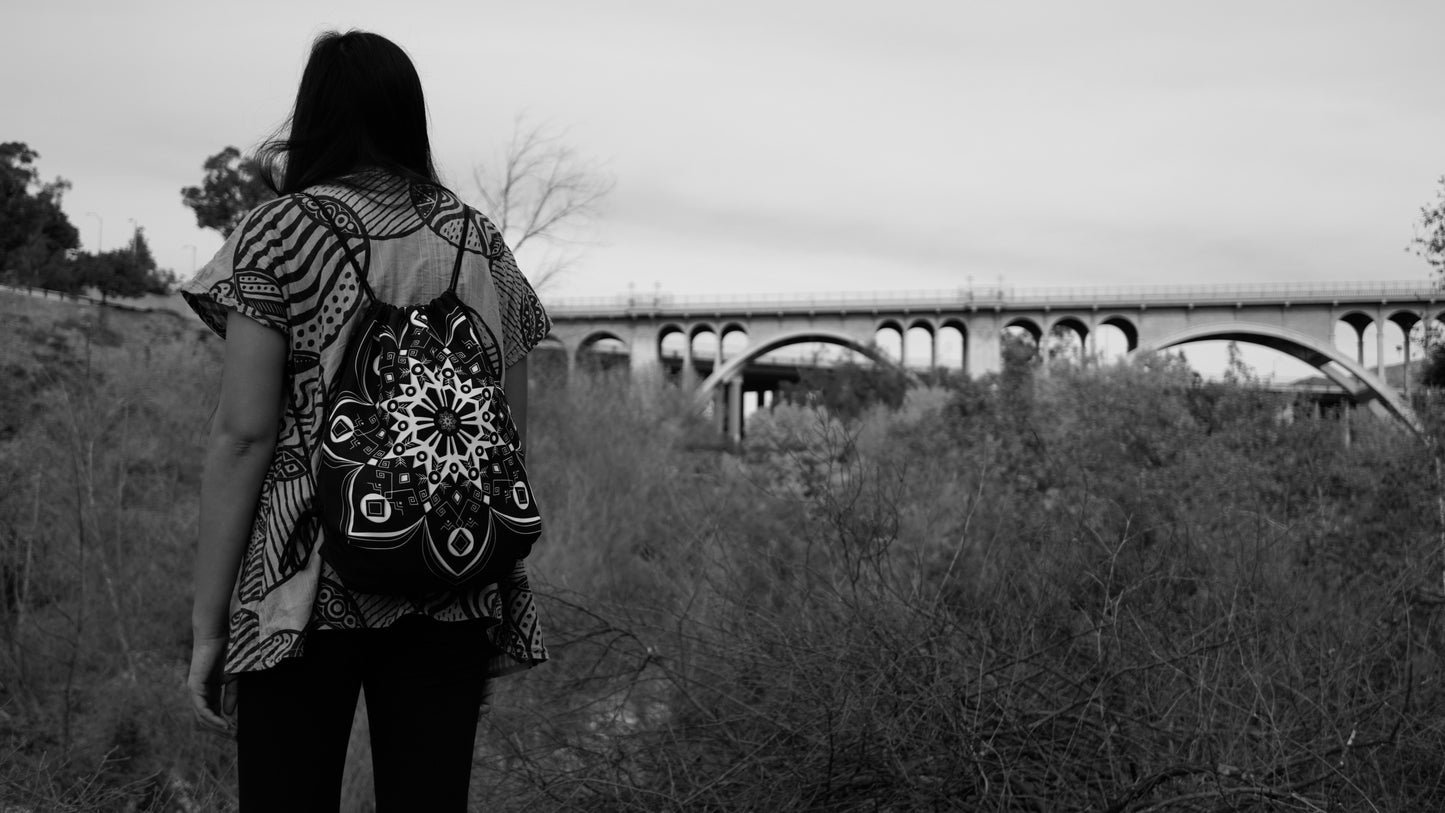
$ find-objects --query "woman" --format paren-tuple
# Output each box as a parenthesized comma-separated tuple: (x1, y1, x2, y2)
(180, 31, 550, 811)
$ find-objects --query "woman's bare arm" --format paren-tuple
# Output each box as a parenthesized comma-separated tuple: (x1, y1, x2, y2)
(188, 309, 285, 734)
(193, 310, 288, 636)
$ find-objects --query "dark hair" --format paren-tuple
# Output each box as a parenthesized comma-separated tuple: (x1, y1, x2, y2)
(256, 30, 439, 194)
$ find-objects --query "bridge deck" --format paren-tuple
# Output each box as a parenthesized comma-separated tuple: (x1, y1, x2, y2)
(546, 280, 1442, 318)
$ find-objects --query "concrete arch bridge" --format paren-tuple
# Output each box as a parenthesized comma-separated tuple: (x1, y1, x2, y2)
(541, 281, 1442, 437)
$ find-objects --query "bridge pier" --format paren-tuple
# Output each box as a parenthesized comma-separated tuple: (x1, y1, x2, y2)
(728, 380, 743, 443)
(1376, 305, 1386, 381)
(966, 314, 1002, 377)
(708, 378, 746, 442)
(1397, 309, 1422, 400)
(628, 324, 663, 381)
(714, 385, 727, 435)
(681, 339, 697, 389)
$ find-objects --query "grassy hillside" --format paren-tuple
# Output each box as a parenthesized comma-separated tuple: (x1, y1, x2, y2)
(1, 289, 1443, 811)
(0, 290, 227, 810)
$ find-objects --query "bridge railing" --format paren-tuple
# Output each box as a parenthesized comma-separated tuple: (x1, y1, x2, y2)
(544, 279, 1444, 315)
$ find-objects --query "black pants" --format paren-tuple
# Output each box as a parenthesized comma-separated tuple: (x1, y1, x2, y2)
(236, 616, 492, 812)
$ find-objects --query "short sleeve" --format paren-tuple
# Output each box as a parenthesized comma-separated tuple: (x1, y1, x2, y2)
(478, 214, 552, 369)
(180, 197, 297, 338)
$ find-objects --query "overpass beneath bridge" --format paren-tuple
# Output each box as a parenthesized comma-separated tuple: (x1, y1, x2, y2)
(542, 280, 1442, 438)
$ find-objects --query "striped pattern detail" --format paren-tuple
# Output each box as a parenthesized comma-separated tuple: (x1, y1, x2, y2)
(488, 237, 553, 369)
(224, 609, 301, 669)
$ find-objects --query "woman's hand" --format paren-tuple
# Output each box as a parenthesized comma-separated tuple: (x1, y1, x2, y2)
(188, 634, 237, 736)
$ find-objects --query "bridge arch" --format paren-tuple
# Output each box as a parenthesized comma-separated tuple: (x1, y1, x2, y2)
(1338, 309, 1375, 329)
(1390, 311, 1423, 378)
(873, 320, 905, 365)
(1335, 310, 1375, 362)
(940, 318, 969, 372)
(531, 335, 569, 381)
(688, 323, 722, 367)
(657, 322, 687, 350)
(1098, 315, 1139, 351)
(940, 317, 969, 342)
(1050, 316, 1089, 337)
(1048, 316, 1090, 364)
(1003, 318, 1044, 364)
(720, 322, 750, 359)
(1134, 321, 1420, 433)
(1418, 308, 1445, 349)
(1388, 309, 1422, 329)
(693, 329, 915, 406)
(575, 330, 631, 373)
(657, 322, 688, 367)
(577, 329, 628, 354)
(1004, 316, 1043, 344)
(905, 319, 936, 368)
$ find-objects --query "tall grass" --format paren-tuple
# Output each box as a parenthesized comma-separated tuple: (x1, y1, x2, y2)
(1, 292, 1442, 811)
(0, 294, 233, 810)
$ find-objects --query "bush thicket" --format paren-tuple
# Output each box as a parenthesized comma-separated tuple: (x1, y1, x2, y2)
(2, 291, 1444, 811)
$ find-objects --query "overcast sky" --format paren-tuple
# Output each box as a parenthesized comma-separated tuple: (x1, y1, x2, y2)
(5, 0, 1444, 310)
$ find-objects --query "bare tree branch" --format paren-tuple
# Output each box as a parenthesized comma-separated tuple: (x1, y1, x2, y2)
(472, 118, 614, 290)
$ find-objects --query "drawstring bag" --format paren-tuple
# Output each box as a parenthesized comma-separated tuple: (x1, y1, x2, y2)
(307, 195, 541, 595)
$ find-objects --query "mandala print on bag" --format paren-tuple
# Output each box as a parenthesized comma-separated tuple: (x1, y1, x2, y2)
(315, 209, 542, 595)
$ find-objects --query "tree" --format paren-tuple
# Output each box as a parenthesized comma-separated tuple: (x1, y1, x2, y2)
(73, 228, 174, 301)
(181, 126, 610, 285)
(779, 361, 909, 421)
(1044, 323, 1084, 365)
(1420, 343, 1445, 389)
(1001, 330, 1039, 371)
(0, 142, 79, 286)
(180, 147, 275, 238)
(1411, 175, 1445, 278)
(998, 330, 1039, 416)
(472, 120, 613, 289)
(1407, 177, 1445, 390)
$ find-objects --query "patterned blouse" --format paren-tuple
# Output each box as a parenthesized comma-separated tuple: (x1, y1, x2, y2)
(180, 169, 552, 676)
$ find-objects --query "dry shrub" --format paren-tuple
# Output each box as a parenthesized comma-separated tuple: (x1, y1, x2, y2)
(478, 360, 1445, 812)
(0, 293, 233, 811)
(3, 290, 1443, 812)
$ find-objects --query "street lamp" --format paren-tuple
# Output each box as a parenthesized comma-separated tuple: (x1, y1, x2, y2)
(85, 212, 102, 252)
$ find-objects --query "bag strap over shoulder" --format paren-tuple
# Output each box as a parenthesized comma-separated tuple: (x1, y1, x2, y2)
(446, 213, 471, 294)
(305, 191, 473, 302)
